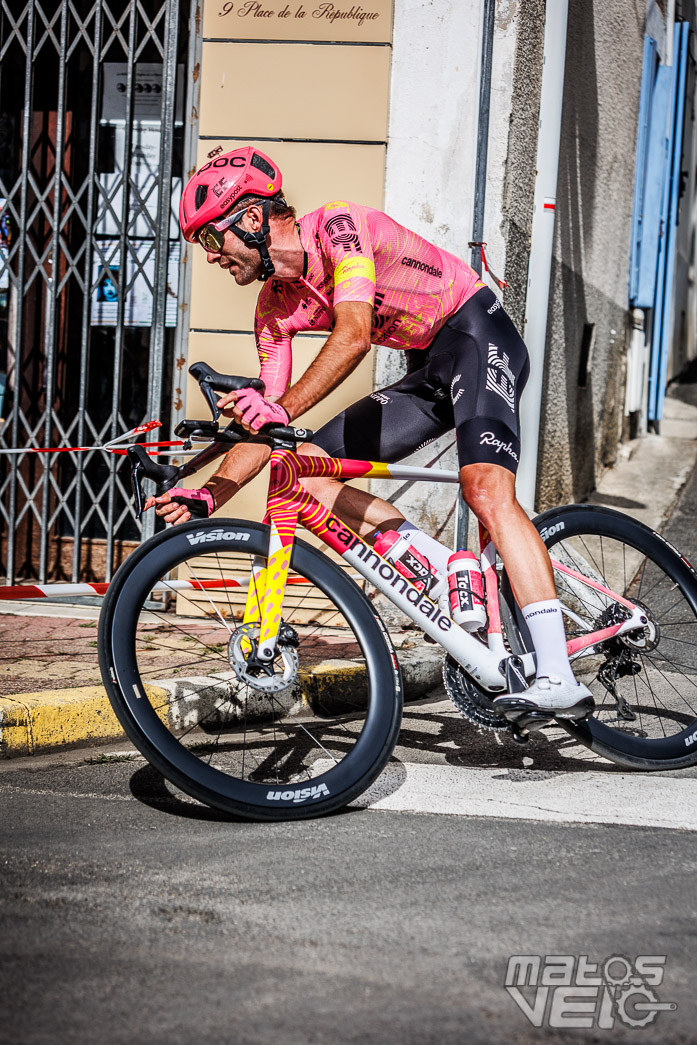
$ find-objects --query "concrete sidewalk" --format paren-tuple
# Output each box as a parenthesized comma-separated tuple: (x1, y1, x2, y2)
(2, 391, 697, 758)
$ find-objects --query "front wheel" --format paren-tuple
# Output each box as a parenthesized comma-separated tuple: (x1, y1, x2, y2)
(98, 519, 402, 820)
(532, 504, 697, 769)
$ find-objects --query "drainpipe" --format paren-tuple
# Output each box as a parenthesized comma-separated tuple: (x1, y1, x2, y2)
(456, 0, 496, 550)
(516, 0, 570, 510)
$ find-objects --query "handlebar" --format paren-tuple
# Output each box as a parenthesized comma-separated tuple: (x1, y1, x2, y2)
(128, 363, 314, 516)
(188, 361, 265, 421)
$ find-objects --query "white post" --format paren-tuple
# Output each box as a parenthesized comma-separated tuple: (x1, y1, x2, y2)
(516, 0, 570, 510)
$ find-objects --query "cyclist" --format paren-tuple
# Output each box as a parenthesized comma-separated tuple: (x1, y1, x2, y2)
(148, 146, 592, 720)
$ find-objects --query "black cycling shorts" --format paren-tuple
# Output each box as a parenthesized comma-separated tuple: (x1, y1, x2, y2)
(312, 285, 530, 474)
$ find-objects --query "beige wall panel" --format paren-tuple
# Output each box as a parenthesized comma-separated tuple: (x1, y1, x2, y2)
(189, 141, 386, 332)
(203, 0, 393, 43)
(199, 43, 390, 140)
(184, 331, 373, 534)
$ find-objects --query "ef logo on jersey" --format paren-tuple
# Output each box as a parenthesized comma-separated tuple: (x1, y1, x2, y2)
(324, 214, 363, 255)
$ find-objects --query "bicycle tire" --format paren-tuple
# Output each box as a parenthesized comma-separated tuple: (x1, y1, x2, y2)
(528, 504, 697, 769)
(98, 518, 402, 820)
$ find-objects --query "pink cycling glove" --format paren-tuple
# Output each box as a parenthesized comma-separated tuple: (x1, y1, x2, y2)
(233, 388, 290, 432)
(166, 487, 214, 518)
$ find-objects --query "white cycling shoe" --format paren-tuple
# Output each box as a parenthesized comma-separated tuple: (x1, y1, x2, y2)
(494, 675, 594, 721)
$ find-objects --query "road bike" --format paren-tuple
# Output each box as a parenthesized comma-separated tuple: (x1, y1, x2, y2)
(98, 364, 697, 820)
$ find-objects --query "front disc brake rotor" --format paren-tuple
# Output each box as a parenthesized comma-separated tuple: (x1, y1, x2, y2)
(228, 622, 299, 693)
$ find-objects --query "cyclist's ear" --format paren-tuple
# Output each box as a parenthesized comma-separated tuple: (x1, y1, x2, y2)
(244, 204, 263, 231)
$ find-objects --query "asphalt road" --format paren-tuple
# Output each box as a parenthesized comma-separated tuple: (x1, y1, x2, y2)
(3, 381, 697, 1045)
(2, 704, 696, 1045)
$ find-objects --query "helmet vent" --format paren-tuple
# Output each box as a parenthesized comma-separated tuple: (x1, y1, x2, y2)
(194, 185, 208, 210)
(251, 153, 275, 179)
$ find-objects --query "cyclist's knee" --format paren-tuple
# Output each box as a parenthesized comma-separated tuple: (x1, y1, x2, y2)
(459, 463, 518, 525)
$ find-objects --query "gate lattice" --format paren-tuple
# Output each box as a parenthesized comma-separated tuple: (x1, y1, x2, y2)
(0, 0, 192, 585)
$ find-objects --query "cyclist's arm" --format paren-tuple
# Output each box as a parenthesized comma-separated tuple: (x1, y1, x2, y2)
(216, 300, 373, 424)
(145, 441, 271, 525)
(275, 203, 375, 419)
(278, 300, 373, 420)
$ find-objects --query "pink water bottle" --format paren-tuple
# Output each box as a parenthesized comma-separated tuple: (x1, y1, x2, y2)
(447, 551, 487, 631)
(374, 530, 444, 599)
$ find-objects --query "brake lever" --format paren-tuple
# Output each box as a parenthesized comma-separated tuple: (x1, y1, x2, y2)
(127, 445, 182, 518)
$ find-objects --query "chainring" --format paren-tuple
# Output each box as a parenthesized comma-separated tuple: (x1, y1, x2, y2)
(442, 655, 508, 732)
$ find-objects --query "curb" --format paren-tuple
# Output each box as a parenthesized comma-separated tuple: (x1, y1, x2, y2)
(0, 646, 444, 759)
(0, 686, 125, 758)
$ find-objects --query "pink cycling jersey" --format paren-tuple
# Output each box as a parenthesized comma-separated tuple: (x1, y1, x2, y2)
(254, 201, 484, 398)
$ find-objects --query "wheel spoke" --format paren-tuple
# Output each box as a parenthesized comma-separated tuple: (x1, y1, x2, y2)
(540, 509, 697, 762)
(102, 524, 400, 818)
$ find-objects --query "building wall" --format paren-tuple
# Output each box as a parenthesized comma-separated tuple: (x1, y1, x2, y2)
(182, 1, 691, 536)
(184, 0, 393, 521)
(670, 0, 697, 379)
(370, 0, 510, 546)
(535, 0, 647, 508)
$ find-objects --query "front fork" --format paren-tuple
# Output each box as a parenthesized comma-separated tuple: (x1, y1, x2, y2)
(242, 513, 297, 665)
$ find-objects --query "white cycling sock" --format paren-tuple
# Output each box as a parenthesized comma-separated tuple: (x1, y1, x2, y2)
(522, 599, 577, 684)
(397, 520, 450, 576)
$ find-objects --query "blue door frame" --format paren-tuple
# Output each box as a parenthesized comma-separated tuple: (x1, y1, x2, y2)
(629, 22, 690, 424)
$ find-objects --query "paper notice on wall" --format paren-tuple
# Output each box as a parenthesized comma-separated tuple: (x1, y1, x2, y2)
(91, 240, 179, 326)
(97, 123, 181, 239)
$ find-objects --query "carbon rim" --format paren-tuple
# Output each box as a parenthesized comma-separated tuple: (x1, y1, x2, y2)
(99, 520, 402, 818)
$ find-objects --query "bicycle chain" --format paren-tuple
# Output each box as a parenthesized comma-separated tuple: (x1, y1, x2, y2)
(442, 655, 508, 732)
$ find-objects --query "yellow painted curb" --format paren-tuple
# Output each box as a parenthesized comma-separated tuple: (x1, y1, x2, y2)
(0, 686, 125, 757)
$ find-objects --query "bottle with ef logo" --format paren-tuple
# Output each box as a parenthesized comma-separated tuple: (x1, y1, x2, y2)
(447, 551, 487, 631)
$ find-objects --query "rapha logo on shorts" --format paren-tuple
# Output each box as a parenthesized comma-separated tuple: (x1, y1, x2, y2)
(480, 431, 519, 462)
(486, 343, 516, 411)
(370, 391, 391, 405)
(451, 374, 464, 405)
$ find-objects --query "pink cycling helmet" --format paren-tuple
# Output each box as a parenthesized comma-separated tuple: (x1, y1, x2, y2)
(179, 146, 283, 241)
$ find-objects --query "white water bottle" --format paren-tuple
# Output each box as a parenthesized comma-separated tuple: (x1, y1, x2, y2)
(447, 551, 487, 631)
(374, 530, 447, 601)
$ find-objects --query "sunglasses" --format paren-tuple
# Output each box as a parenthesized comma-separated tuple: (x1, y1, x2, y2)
(197, 206, 248, 253)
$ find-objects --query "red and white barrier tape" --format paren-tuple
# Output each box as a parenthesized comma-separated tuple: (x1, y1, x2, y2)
(0, 576, 312, 601)
(0, 419, 186, 457)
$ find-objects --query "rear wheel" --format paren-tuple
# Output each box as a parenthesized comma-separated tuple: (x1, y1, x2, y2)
(98, 519, 402, 819)
(532, 504, 697, 768)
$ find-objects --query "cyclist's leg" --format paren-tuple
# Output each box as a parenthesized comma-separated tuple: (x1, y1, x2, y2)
(459, 463, 556, 607)
(304, 359, 454, 539)
(441, 288, 592, 714)
(298, 442, 405, 539)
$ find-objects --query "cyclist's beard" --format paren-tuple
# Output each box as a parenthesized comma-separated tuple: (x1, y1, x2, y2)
(230, 251, 264, 286)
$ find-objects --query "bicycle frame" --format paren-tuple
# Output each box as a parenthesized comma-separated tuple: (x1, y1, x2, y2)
(239, 448, 649, 693)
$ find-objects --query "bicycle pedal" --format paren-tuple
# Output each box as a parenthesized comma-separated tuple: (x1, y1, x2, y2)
(494, 698, 555, 729)
(511, 710, 555, 732)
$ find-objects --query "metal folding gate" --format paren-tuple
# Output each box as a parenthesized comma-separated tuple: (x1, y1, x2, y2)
(0, 0, 195, 585)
